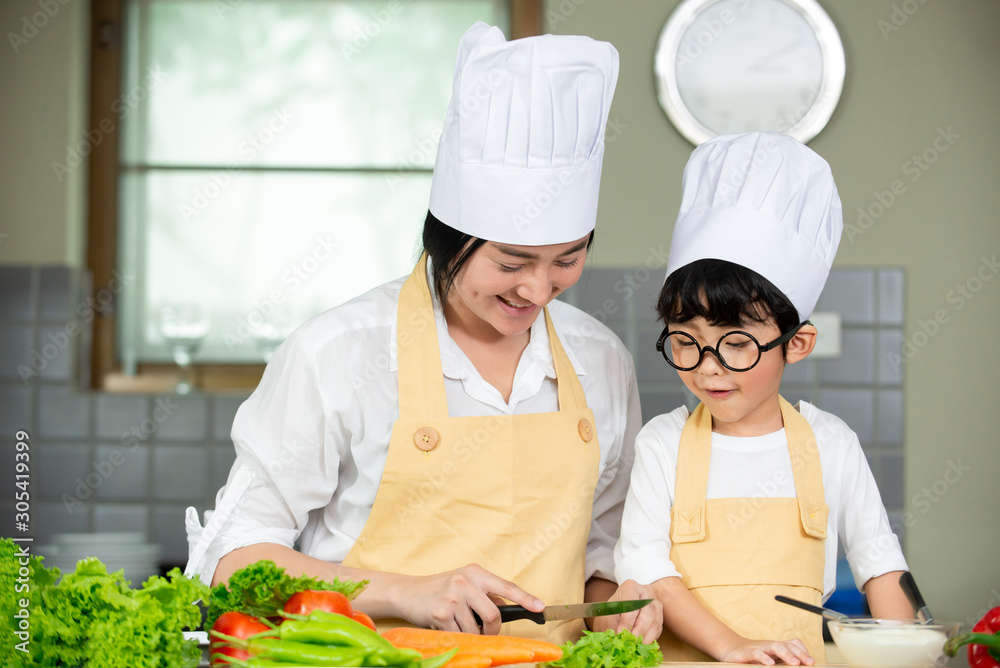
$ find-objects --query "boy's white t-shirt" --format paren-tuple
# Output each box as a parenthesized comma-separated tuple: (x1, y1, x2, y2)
(614, 401, 908, 600)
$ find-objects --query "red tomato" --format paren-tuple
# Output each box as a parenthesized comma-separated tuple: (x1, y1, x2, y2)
(282, 590, 354, 618)
(352, 610, 376, 630)
(210, 611, 270, 667)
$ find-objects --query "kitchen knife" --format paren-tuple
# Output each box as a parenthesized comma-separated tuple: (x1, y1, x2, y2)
(899, 571, 934, 624)
(475, 599, 653, 626)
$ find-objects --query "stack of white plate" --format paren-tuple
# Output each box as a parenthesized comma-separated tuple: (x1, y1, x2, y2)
(36, 532, 163, 586)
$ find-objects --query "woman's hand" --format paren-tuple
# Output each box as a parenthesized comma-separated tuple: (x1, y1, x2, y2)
(718, 638, 815, 666)
(591, 579, 664, 644)
(394, 563, 544, 635)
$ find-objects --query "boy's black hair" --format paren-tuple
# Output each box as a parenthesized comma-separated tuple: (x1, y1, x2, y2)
(421, 210, 596, 301)
(657, 259, 800, 354)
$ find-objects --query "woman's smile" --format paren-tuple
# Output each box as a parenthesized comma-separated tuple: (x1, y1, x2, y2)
(497, 295, 537, 315)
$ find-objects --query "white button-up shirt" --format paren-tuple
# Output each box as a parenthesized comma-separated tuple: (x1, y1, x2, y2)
(614, 402, 908, 599)
(186, 267, 641, 586)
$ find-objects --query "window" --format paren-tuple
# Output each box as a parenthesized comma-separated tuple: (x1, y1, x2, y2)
(87, 0, 541, 391)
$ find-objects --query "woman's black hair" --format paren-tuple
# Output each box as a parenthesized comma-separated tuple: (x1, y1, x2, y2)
(421, 210, 595, 301)
(657, 259, 800, 352)
(422, 210, 488, 300)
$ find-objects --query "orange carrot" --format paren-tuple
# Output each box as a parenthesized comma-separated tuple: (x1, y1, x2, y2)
(383, 628, 562, 665)
(420, 650, 493, 668)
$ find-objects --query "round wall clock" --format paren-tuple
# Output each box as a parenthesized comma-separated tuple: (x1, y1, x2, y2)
(654, 0, 845, 145)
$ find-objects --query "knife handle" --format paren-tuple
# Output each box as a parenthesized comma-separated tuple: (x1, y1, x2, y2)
(899, 571, 933, 622)
(472, 605, 546, 627)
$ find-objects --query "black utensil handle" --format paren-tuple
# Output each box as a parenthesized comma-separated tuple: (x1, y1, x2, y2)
(900, 571, 926, 608)
(472, 605, 546, 626)
(775, 595, 816, 613)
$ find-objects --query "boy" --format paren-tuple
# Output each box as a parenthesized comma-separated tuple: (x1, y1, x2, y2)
(615, 132, 913, 665)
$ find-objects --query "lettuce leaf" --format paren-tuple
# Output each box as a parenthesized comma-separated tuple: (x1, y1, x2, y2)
(544, 629, 663, 668)
(205, 559, 368, 630)
(1, 538, 210, 668)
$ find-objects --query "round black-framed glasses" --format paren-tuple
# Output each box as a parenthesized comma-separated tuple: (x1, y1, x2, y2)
(655, 321, 812, 372)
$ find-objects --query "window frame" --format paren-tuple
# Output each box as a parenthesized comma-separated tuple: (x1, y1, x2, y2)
(85, 0, 542, 392)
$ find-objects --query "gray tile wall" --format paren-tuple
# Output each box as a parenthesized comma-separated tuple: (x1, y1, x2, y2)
(0, 264, 906, 571)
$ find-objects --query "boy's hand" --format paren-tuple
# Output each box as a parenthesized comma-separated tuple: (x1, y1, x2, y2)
(591, 579, 663, 644)
(719, 638, 815, 666)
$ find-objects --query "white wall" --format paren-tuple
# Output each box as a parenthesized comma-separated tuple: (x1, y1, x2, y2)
(555, 0, 1000, 635)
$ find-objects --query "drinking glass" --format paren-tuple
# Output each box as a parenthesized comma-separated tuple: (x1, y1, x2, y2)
(158, 304, 210, 394)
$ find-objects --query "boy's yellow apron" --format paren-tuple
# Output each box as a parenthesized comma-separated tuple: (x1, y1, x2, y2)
(661, 397, 829, 662)
(343, 255, 601, 643)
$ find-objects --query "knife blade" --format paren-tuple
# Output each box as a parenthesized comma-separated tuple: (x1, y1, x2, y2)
(491, 599, 653, 625)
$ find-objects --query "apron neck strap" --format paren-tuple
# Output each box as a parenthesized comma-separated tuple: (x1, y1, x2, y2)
(396, 254, 449, 419)
(671, 396, 828, 543)
(396, 254, 589, 420)
(778, 396, 828, 538)
(543, 309, 589, 412)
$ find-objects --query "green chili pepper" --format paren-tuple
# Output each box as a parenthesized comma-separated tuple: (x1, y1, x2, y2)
(300, 610, 423, 659)
(418, 647, 459, 668)
(277, 619, 374, 649)
(213, 630, 370, 666)
(210, 651, 290, 667)
(246, 637, 369, 665)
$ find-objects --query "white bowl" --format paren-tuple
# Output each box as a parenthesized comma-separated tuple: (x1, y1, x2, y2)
(828, 619, 961, 668)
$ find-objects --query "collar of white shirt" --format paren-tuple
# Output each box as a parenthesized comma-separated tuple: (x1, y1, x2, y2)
(386, 261, 588, 410)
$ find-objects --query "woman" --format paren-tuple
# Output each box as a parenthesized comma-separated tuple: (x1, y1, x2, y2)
(185, 22, 660, 643)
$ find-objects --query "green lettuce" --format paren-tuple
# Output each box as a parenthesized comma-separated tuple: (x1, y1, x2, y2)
(1, 537, 210, 668)
(205, 559, 367, 630)
(544, 629, 663, 668)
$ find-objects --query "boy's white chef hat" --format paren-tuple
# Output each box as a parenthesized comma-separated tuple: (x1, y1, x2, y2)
(428, 22, 619, 245)
(665, 132, 843, 321)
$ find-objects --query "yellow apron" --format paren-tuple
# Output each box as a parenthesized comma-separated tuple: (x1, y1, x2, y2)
(660, 397, 829, 662)
(343, 255, 601, 643)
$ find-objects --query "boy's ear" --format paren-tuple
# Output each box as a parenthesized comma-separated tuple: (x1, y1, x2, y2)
(786, 323, 818, 364)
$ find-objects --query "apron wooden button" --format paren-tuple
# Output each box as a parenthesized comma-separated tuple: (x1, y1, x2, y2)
(577, 418, 593, 442)
(413, 427, 439, 452)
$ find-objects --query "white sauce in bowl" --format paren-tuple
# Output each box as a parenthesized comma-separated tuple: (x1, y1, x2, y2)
(831, 626, 948, 668)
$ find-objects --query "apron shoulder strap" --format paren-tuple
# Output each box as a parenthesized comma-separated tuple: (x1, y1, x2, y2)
(671, 403, 712, 543)
(396, 254, 450, 420)
(543, 309, 588, 412)
(779, 396, 828, 538)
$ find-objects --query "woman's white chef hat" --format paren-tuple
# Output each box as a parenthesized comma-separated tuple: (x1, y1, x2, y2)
(665, 132, 844, 321)
(428, 22, 619, 245)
